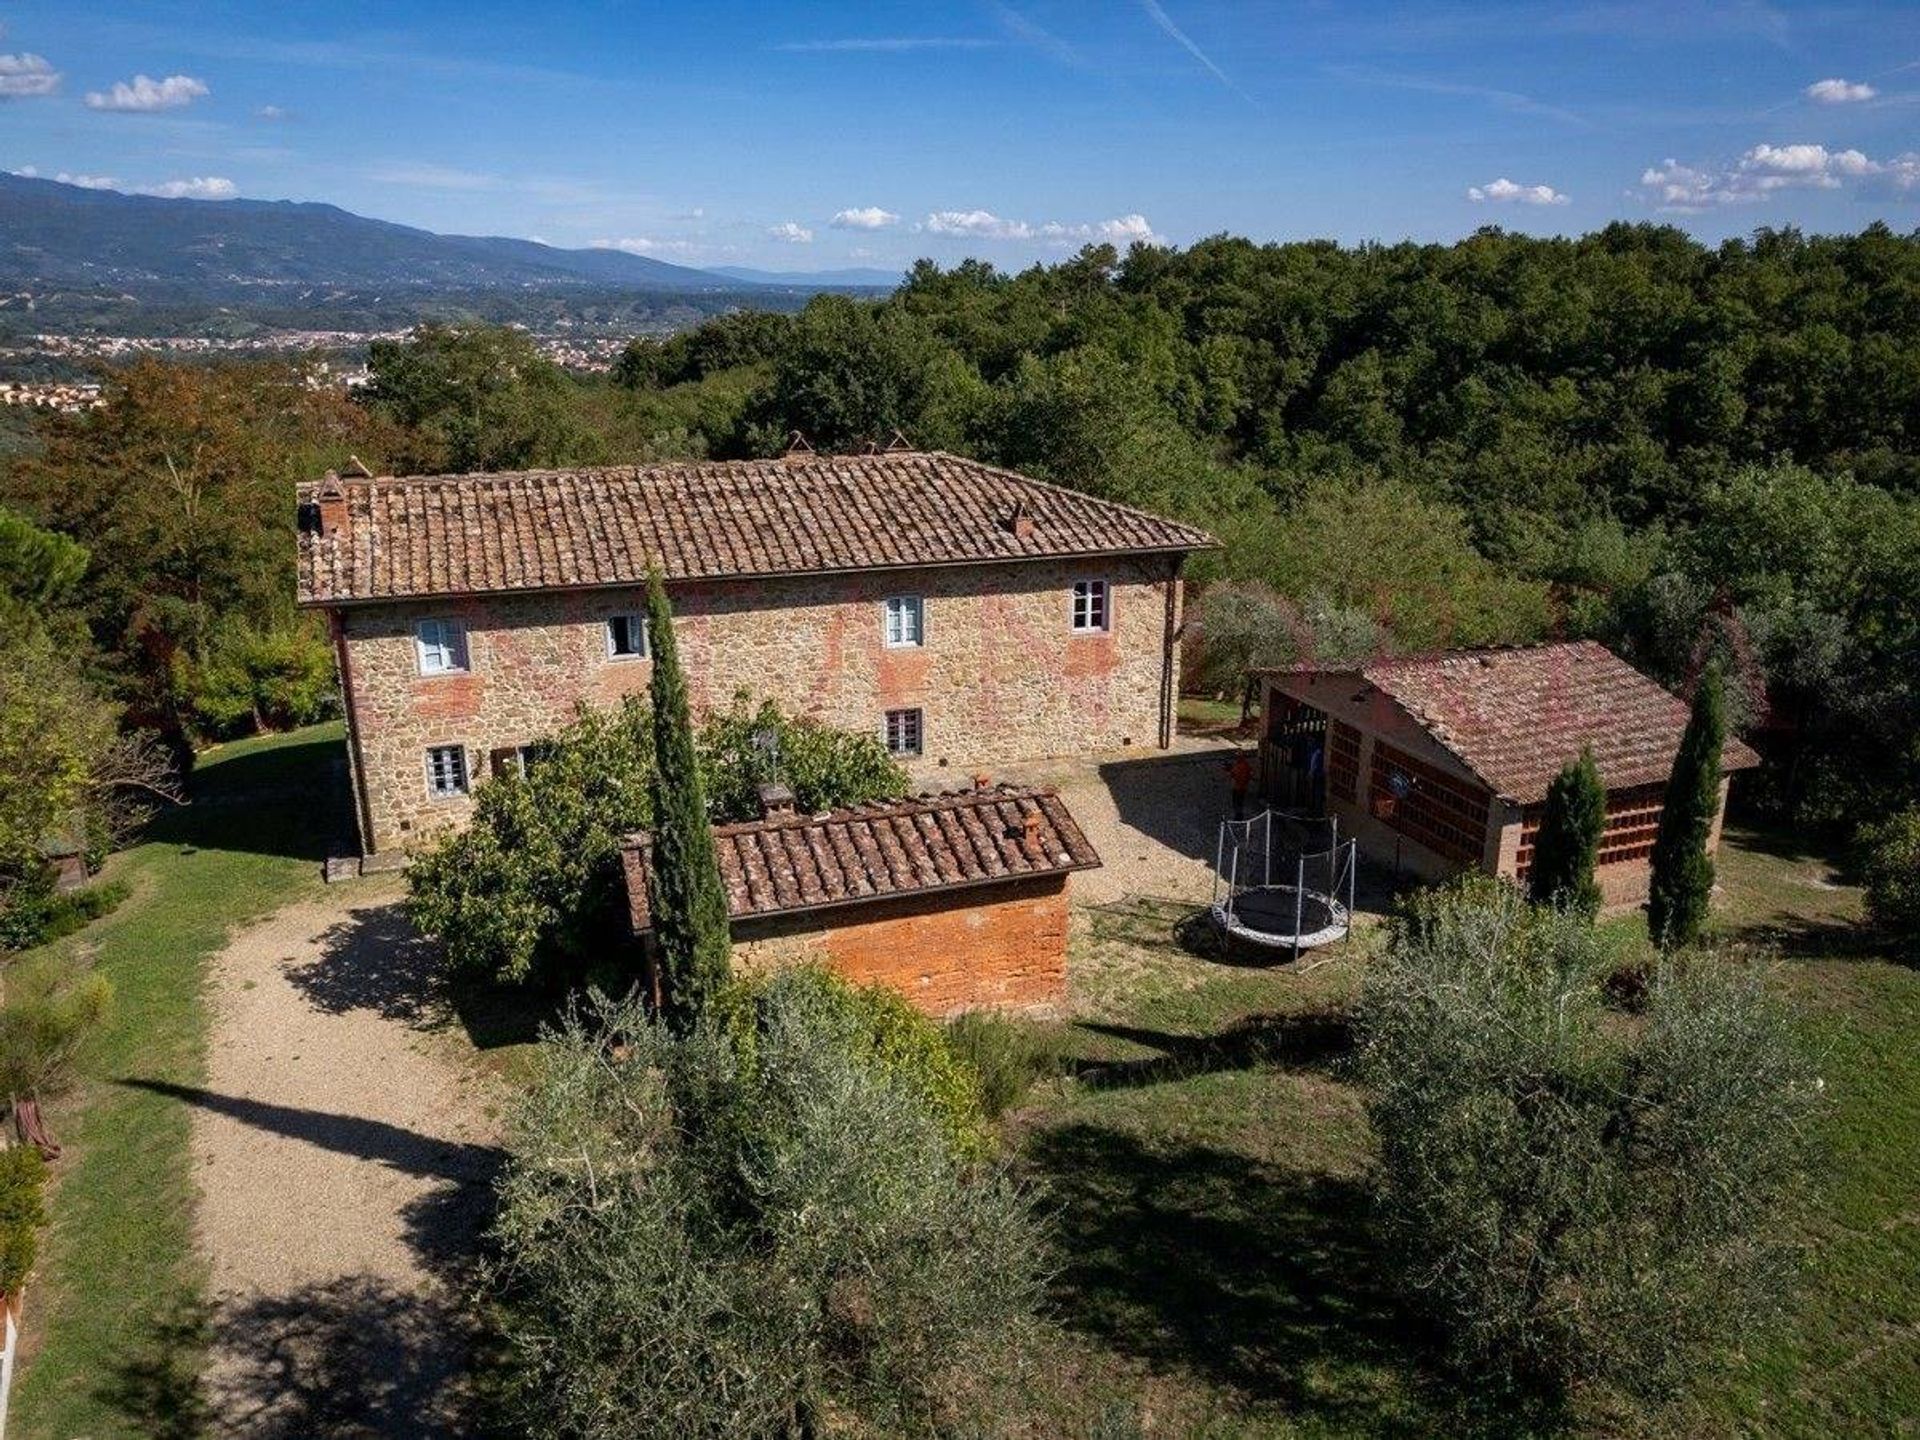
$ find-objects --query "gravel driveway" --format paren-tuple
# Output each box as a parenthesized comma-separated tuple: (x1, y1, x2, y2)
(188, 882, 502, 1437)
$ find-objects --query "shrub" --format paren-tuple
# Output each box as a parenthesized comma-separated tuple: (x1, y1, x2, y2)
(1860, 807, 1920, 959)
(0, 1147, 47, 1293)
(1359, 878, 1819, 1411)
(719, 968, 988, 1156)
(1528, 748, 1605, 918)
(946, 1010, 1057, 1119)
(0, 878, 130, 954)
(0, 968, 113, 1099)
(487, 977, 1046, 1438)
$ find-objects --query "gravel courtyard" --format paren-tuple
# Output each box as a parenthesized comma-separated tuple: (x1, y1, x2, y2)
(189, 882, 502, 1437)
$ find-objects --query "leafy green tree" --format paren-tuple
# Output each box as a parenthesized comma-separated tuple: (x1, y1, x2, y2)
(1528, 749, 1606, 918)
(645, 567, 733, 1025)
(364, 323, 596, 473)
(1649, 668, 1727, 948)
(1361, 878, 1818, 1412)
(487, 976, 1044, 1439)
(0, 359, 399, 737)
(696, 692, 907, 820)
(179, 615, 340, 736)
(1859, 808, 1920, 960)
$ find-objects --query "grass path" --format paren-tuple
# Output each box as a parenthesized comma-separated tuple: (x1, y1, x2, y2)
(12, 725, 346, 1439)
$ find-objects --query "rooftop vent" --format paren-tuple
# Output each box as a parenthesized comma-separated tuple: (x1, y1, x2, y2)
(782, 430, 815, 462)
(1004, 499, 1035, 541)
(315, 471, 349, 539)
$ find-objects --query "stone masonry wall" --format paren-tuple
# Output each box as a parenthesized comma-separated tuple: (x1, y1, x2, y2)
(336, 556, 1180, 852)
(728, 878, 1071, 1016)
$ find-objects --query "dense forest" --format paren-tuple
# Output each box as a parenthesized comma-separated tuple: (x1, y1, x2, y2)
(4, 222, 1919, 922)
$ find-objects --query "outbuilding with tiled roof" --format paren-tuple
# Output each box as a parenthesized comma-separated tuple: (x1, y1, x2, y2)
(621, 781, 1102, 1016)
(1251, 642, 1759, 909)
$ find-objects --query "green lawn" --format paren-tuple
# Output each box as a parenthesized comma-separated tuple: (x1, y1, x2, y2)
(1012, 830, 1919, 1437)
(10, 724, 348, 1439)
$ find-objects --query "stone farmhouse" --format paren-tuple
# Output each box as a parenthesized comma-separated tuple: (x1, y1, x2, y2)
(1253, 642, 1760, 909)
(295, 448, 1216, 857)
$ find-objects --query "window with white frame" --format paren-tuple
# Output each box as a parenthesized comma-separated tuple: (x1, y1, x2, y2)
(425, 744, 469, 798)
(605, 613, 650, 660)
(884, 707, 923, 758)
(1070, 578, 1110, 633)
(883, 595, 924, 648)
(413, 617, 469, 675)
(489, 743, 553, 780)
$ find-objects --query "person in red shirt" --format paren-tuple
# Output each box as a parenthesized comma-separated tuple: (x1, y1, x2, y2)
(1227, 750, 1254, 820)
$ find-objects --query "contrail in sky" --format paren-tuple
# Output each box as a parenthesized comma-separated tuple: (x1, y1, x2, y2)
(1139, 0, 1258, 108)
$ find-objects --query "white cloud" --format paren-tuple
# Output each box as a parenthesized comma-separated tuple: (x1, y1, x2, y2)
(0, 52, 59, 99)
(254, 103, 291, 121)
(768, 221, 814, 243)
(831, 206, 900, 230)
(923, 208, 1161, 245)
(1467, 177, 1571, 206)
(136, 176, 235, 200)
(57, 171, 118, 189)
(594, 236, 707, 257)
(1806, 77, 1876, 105)
(925, 209, 1032, 239)
(1639, 143, 1891, 210)
(85, 73, 209, 112)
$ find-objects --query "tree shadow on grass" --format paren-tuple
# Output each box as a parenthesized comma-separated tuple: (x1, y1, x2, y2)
(1025, 1122, 1504, 1437)
(144, 731, 355, 865)
(1070, 1010, 1354, 1090)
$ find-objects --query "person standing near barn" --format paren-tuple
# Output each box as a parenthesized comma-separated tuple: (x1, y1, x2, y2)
(1228, 749, 1254, 820)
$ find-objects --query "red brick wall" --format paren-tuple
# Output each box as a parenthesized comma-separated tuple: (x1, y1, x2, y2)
(731, 877, 1069, 1017)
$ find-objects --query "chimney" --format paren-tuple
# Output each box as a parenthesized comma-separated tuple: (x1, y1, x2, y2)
(756, 782, 796, 820)
(1020, 810, 1044, 861)
(315, 471, 349, 539)
(1004, 499, 1035, 541)
(782, 430, 815, 464)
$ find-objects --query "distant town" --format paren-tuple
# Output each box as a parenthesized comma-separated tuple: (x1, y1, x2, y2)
(0, 326, 639, 406)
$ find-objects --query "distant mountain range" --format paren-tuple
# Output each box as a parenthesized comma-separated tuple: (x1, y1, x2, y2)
(709, 264, 906, 288)
(0, 172, 891, 305)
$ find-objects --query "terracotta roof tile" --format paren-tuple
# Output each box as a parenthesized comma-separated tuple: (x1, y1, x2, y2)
(620, 784, 1101, 933)
(1259, 642, 1761, 805)
(296, 451, 1215, 606)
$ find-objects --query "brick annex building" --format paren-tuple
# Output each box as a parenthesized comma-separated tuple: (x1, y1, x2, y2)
(1254, 642, 1760, 909)
(296, 448, 1216, 856)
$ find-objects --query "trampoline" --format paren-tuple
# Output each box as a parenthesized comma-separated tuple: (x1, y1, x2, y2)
(1210, 809, 1357, 958)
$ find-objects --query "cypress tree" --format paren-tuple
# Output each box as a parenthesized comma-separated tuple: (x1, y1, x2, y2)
(1528, 747, 1605, 919)
(643, 565, 731, 1026)
(1648, 666, 1726, 949)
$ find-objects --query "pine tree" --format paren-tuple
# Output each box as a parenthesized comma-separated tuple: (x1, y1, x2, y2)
(1648, 666, 1726, 949)
(1528, 747, 1605, 919)
(642, 565, 731, 1026)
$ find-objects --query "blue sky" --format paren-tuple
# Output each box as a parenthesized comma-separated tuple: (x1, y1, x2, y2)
(5, 1, 1919, 271)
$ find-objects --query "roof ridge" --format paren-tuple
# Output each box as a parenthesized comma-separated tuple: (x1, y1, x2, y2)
(917, 451, 1216, 544)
